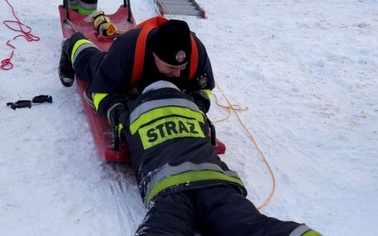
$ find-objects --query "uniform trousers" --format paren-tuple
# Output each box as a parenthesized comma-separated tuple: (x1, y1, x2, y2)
(135, 185, 301, 236)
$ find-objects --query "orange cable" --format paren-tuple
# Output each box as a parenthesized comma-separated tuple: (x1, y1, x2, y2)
(212, 81, 276, 210)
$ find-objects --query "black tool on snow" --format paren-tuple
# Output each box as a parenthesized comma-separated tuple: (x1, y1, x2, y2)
(6, 95, 53, 110)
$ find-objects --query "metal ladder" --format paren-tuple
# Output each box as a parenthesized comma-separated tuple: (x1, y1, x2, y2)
(153, 0, 206, 19)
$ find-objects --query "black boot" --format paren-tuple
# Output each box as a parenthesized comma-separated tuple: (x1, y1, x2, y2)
(58, 39, 75, 87)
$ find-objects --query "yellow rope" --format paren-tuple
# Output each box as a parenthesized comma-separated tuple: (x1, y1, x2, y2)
(212, 82, 276, 210)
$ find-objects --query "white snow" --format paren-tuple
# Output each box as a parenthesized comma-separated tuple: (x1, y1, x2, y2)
(1, 0, 377, 235)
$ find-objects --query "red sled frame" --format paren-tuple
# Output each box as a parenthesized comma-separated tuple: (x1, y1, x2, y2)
(58, 0, 226, 162)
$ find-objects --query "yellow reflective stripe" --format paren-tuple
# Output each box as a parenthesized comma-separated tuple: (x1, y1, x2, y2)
(69, 4, 79, 10)
(289, 225, 322, 236)
(146, 162, 241, 195)
(130, 98, 202, 124)
(146, 170, 244, 206)
(130, 107, 205, 134)
(138, 116, 205, 150)
(302, 230, 322, 236)
(92, 93, 108, 111)
(71, 39, 94, 62)
(202, 89, 211, 98)
(78, 3, 97, 15)
(78, 8, 97, 15)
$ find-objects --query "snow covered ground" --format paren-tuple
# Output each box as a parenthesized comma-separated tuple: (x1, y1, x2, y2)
(1, 0, 377, 235)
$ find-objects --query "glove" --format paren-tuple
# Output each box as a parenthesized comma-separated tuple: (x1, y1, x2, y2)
(106, 103, 128, 130)
(190, 90, 211, 113)
(106, 103, 128, 150)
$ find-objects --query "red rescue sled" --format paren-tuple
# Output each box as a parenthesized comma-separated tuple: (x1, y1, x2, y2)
(58, 1, 226, 162)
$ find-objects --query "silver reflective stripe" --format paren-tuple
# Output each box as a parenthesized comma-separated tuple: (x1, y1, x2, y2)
(72, 43, 98, 67)
(289, 224, 312, 236)
(79, 1, 97, 10)
(145, 162, 241, 199)
(142, 81, 179, 94)
(129, 98, 201, 123)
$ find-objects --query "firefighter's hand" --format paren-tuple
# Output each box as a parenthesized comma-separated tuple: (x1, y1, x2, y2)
(107, 103, 128, 128)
